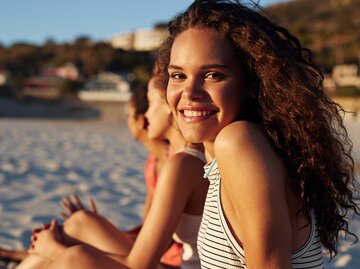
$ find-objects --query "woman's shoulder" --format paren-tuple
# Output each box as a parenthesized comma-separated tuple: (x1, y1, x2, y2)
(214, 120, 286, 184)
(214, 121, 265, 154)
(163, 149, 204, 176)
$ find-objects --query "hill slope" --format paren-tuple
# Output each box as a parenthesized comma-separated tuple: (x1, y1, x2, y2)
(265, 0, 360, 70)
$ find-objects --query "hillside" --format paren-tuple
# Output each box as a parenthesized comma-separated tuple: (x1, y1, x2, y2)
(265, 0, 360, 71)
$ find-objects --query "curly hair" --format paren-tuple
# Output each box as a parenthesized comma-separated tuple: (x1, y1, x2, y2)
(156, 0, 359, 257)
(130, 84, 149, 118)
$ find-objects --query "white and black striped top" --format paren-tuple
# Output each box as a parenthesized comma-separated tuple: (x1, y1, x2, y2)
(197, 159, 324, 269)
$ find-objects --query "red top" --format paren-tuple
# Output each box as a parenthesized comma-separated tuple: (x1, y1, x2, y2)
(144, 151, 182, 267)
(144, 153, 158, 196)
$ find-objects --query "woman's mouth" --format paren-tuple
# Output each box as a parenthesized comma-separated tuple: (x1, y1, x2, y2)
(179, 109, 217, 123)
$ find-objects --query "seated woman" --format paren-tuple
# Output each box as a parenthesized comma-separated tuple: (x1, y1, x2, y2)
(15, 74, 208, 269)
(1, 83, 179, 267)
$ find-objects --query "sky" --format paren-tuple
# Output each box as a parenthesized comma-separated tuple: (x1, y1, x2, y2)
(0, 0, 287, 47)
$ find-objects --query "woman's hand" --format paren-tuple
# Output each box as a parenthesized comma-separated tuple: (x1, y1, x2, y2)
(60, 193, 97, 219)
(29, 219, 66, 260)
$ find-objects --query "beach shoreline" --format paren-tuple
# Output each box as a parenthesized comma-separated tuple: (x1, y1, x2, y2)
(0, 96, 358, 121)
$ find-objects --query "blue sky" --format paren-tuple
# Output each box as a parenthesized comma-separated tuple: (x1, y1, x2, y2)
(0, 0, 287, 46)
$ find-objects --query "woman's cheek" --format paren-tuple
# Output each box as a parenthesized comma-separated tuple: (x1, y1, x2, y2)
(166, 89, 177, 111)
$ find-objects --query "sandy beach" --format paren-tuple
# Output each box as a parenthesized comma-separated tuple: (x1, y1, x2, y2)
(0, 98, 359, 268)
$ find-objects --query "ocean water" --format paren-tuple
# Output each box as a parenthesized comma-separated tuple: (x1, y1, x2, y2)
(0, 116, 359, 268)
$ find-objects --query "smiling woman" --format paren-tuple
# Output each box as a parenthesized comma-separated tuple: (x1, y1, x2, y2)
(166, 28, 249, 151)
(156, 0, 359, 268)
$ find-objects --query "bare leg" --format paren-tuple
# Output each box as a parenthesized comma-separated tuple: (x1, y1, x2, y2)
(46, 245, 130, 269)
(47, 245, 167, 269)
(61, 210, 134, 255)
(15, 254, 52, 269)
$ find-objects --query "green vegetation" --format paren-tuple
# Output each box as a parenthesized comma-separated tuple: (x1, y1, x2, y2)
(1, 0, 359, 96)
(266, 0, 360, 72)
(0, 36, 155, 91)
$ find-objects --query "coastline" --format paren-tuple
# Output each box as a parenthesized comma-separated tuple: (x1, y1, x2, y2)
(0, 97, 128, 123)
(0, 96, 359, 119)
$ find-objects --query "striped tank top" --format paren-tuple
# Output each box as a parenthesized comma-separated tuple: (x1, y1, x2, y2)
(197, 159, 324, 269)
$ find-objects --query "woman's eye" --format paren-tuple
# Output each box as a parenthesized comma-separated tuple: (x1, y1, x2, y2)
(169, 73, 185, 80)
(205, 72, 224, 80)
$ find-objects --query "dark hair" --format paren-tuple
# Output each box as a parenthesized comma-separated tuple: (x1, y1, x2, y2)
(157, 0, 359, 257)
(130, 84, 149, 118)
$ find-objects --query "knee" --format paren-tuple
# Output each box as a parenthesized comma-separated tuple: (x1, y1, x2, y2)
(63, 210, 98, 235)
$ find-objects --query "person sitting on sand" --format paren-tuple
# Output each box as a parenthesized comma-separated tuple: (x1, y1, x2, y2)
(15, 73, 208, 269)
(1, 83, 181, 268)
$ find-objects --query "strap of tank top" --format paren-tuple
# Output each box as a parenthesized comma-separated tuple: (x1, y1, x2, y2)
(178, 147, 206, 163)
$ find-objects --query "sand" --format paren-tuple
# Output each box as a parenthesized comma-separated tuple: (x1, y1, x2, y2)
(0, 99, 359, 268)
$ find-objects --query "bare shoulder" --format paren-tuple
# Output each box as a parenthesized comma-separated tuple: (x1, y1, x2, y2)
(214, 120, 286, 186)
(214, 121, 266, 156)
(166, 151, 204, 170)
(161, 150, 205, 184)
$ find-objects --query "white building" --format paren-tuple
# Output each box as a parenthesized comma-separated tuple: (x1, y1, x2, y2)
(56, 62, 79, 80)
(110, 32, 135, 51)
(332, 64, 360, 88)
(78, 72, 131, 102)
(109, 28, 168, 51)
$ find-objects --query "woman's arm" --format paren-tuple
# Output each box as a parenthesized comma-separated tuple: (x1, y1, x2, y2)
(142, 190, 153, 221)
(215, 121, 292, 269)
(124, 153, 205, 268)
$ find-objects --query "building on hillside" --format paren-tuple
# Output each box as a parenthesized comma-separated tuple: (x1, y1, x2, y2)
(55, 62, 79, 80)
(41, 62, 79, 80)
(109, 27, 168, 51)
(332, 64, 360, 88)
(22, 76, 64, 99)
(110, 32, 135, 51)
(78, 72, 131, 102)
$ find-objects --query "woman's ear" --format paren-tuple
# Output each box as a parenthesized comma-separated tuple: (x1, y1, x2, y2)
(136, 115, 148, 130)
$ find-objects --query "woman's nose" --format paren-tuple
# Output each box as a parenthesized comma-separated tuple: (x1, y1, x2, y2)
(182, 81, 204, 100)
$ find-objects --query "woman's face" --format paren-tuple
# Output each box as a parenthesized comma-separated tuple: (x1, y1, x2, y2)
(145, 77, 172, 140)
(166, 27, 248, 144)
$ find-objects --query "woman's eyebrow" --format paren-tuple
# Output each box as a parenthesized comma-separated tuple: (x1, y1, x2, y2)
(168, 64, 229, 70)
(200, 64, 229, 69)
(168, 64, 182, 70)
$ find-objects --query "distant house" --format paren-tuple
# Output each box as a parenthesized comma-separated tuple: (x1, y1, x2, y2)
(332, 64, 360, 88)
(78, 72, 131, 102)
(41, 62, 79, 80)
(110, 32, 135, 51)
(109, 27, 168, 51)
(55, 62, 79, 80)
(22, 76, 64, 99)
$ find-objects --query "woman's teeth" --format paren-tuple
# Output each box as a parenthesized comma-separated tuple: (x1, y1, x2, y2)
(183, 110, 212, 117)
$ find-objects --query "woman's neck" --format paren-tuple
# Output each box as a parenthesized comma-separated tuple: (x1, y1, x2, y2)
(203, 141, 215, 160)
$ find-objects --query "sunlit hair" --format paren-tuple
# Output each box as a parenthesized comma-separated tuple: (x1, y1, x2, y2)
(130, 84, 149, 118)
(156, 0, 359, 257)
